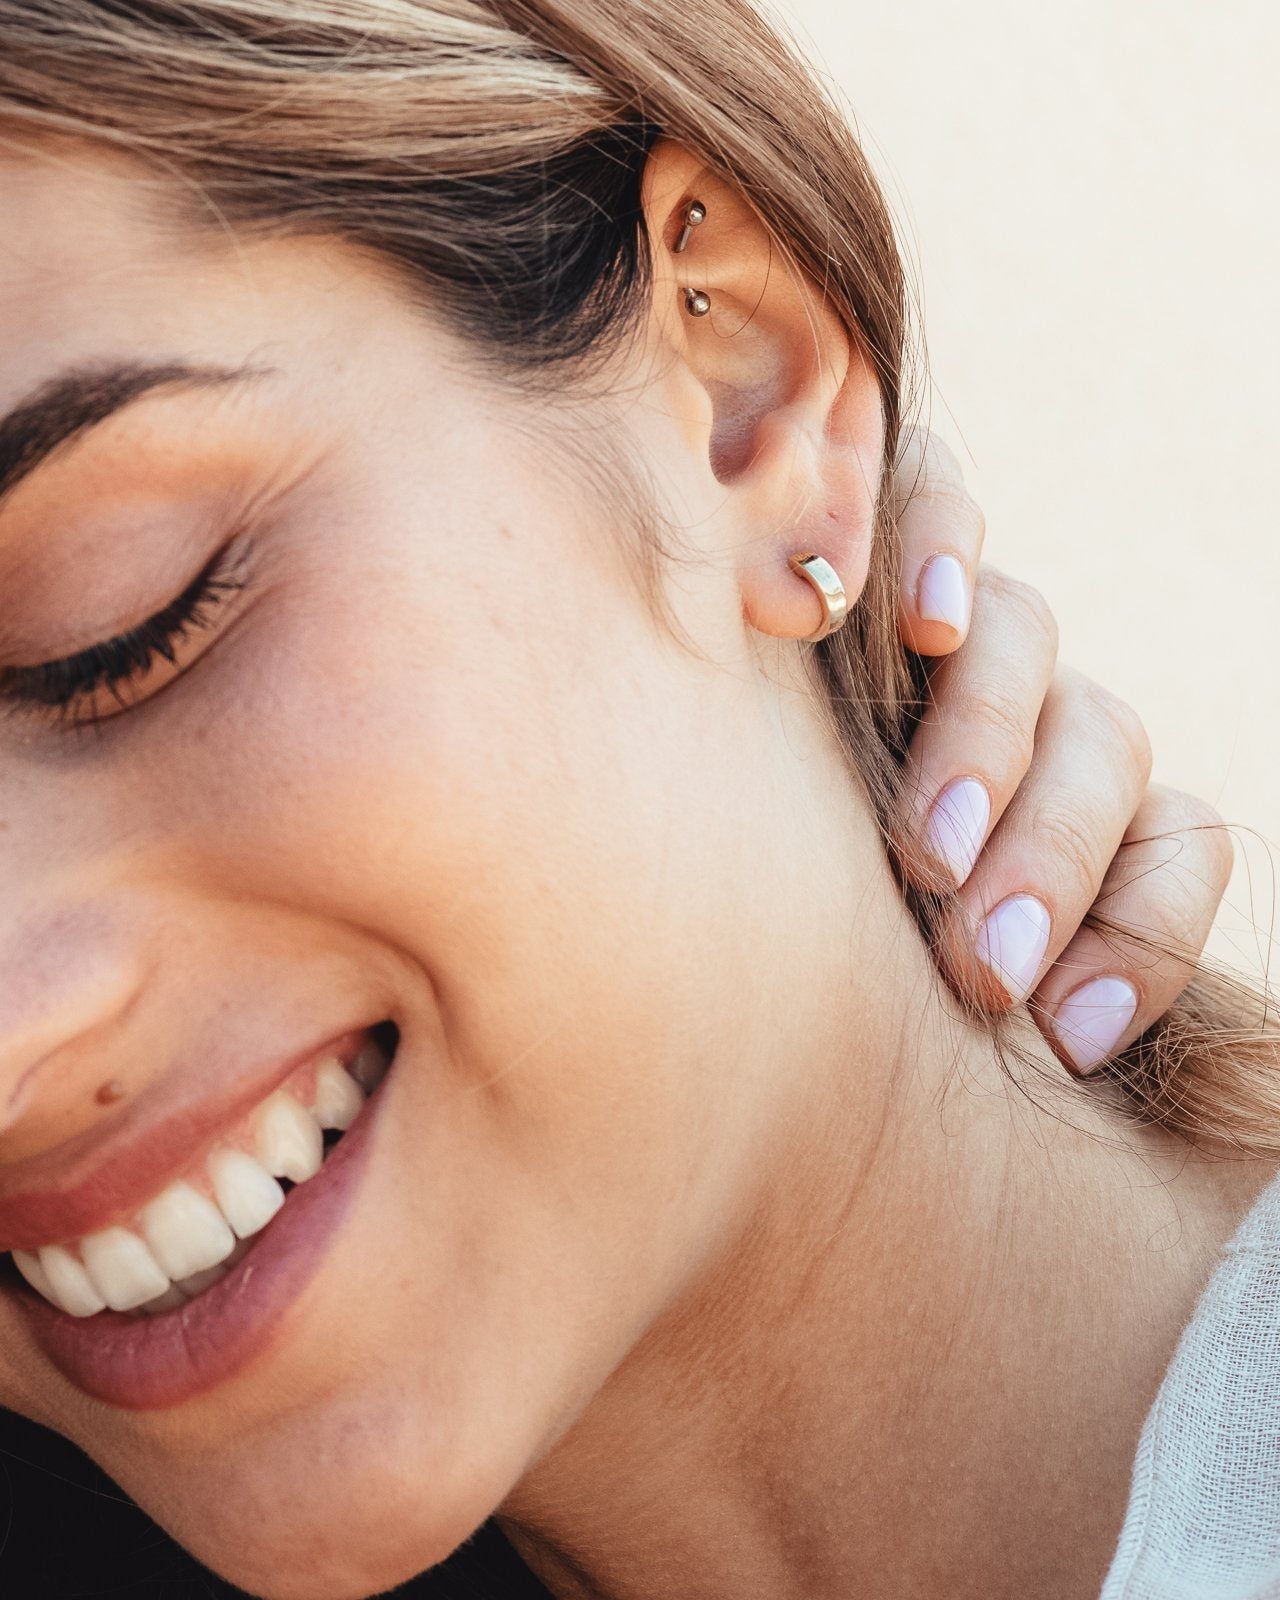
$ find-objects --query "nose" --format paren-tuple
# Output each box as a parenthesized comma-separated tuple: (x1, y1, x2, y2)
(0, 899, 144, 1147)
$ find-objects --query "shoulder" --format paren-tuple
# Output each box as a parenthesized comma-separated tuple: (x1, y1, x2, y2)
(1102, 1163, 1280, 1597)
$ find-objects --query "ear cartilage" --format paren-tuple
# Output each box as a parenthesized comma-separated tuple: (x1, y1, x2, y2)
(683, 288, 711, 317)
(674, 198, 707, 253)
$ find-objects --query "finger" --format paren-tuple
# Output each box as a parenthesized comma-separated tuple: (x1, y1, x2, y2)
(896, 569, 1058, 891)
(1030, 786, 1234, 1075)
(943, 667, 1154, 1010)
(893, 429, 985, 657)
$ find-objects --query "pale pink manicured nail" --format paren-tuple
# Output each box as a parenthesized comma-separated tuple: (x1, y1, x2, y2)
(1053, 977, 1139, 1075)
(917, 553, 969, 632)
(926, 777, 991, 886)
(975, 895, 1052, 1003)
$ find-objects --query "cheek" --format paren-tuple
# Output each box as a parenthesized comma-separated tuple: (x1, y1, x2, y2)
(53, 486, 791, 1589)
(0, 457, 806, 1592)
(148, 487, 775, 1322)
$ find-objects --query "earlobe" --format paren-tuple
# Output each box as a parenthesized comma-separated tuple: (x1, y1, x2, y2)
(640, 139, 885, 645)
(735, 366, 881, 642)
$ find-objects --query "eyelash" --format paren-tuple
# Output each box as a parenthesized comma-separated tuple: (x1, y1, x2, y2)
(0, 543, 249, 725)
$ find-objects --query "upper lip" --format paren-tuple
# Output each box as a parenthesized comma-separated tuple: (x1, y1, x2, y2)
(0, 1023, 376, 1254)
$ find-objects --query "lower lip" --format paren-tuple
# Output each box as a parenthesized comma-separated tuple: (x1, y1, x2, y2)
(6, 1068, 390, 1412)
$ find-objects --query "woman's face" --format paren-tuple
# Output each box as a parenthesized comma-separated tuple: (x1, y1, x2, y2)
(0, 144, 884, 1596)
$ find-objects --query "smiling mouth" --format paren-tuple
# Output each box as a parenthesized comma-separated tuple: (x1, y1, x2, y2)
(2, 1022, 397, 1320)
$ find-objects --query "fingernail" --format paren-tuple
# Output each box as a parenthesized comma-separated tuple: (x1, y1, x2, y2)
(917, 553, 969, 633)
(975, 895, 1051, 1003)
(1053, 977, 1139, 1076)
(926, 777, 991, 886)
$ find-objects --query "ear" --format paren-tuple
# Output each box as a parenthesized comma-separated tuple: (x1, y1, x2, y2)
(639, 138, 885, 642)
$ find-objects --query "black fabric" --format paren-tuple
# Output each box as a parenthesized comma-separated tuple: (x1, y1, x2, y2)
(0, 1409, 554, 1598)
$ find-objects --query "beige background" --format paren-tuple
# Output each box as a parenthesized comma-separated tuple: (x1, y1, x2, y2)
(781, 0, 1280, 971)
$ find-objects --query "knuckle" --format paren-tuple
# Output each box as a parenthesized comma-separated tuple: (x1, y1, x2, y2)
(1200, 818, 1236, 891)
(1170, 790, 1228, 836)
(1107, 795, 1234, 945)
(1082, 683, 1153, 779)
(894, 429, 971, 511)
(977, 570, 1058, 653)
(958, 492, 986, 542)
(913, 481, 985, 544)
(1037, 802, 1108, 888)
(1118, 866, 1213, 960)
(1165, 796, 1235, 892)
(954, 680, 1036, 767)
(918, 429, 964, 487)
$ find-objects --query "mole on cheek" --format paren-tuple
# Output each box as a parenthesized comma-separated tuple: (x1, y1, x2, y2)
(94, 1080, 126, 1107)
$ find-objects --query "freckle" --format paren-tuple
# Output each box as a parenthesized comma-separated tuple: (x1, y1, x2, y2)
(94, 1079, 126, 1106)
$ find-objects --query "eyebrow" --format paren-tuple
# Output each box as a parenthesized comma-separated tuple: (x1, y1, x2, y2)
(0, 361, 268, 508)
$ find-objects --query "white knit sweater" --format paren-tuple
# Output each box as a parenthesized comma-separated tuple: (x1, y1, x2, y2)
(1101, 1170, 1280, 1597)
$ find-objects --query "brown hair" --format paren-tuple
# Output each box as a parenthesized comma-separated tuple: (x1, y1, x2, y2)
(1, 0, 1274, 1151)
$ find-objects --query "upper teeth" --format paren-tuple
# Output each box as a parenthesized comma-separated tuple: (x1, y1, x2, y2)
(8, 1040, 386, 1319)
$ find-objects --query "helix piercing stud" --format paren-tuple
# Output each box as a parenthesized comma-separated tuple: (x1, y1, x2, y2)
(674, 199, 706, 253)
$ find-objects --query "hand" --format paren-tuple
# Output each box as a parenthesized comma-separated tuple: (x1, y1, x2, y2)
(892, 431, 1233, 1076)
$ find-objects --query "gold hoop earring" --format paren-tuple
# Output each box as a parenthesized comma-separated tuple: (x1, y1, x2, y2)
(788, 552, 848, 642)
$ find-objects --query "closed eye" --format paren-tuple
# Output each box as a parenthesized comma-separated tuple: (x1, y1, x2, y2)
(0, 542, 250, 728)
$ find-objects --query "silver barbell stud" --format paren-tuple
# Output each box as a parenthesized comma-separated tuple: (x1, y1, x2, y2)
(674, 199, 707, 253)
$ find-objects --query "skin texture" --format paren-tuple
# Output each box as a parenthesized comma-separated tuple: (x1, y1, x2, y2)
(0, 137, 1267, 1600)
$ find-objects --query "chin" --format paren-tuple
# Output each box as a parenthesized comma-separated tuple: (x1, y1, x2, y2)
(115, 1393, 514, 1600)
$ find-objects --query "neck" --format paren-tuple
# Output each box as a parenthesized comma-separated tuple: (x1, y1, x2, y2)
(501, 862, 1271, 1600)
